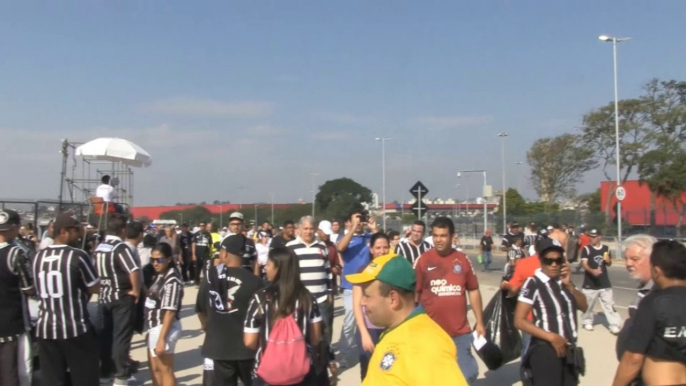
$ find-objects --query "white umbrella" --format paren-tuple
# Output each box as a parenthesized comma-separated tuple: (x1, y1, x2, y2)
(76, 138, 153, 168)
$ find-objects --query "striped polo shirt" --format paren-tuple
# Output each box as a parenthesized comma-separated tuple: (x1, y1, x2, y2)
(287, 237, 332, 304)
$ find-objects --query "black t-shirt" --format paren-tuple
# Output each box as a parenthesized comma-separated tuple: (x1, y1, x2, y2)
(193, 231, 212, 258)
(625, 286, 686, 363)
(480, 236, 493, 252)
(270, 235, 294, 250)
(581, 245, 612, 290)
(199, 264, 264, 361)
(179, 232, 192, 254)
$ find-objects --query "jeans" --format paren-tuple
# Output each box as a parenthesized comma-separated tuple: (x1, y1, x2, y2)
(483, 251, 493, 270)
(99, 296, 136, 381)
(318, 299, 334, 346)
(355, 328, 383, 380)
(338, 289, 357, 364)
(453, 333, 478, 385)
(521, 331, 532, 362)
(582, 288, 621, 329)
(39, 328, 100, 386)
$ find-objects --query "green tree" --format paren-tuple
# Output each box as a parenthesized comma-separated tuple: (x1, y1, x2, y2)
(577, 189, 602, 212)
(639, 148, 686, 236)
(316, 177, 373, 221)
(496, 188, 527, 215)
(580, 98, 652, 230)
(526, 134, 597, 211)
(160, 206, 213, 225)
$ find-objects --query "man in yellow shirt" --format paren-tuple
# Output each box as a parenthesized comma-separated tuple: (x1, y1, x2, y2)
(346, 253, 468, 386)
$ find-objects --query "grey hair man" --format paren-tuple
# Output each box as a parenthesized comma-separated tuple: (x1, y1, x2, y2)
(286, 216, 334, 344)
(615, 234, 658, 379)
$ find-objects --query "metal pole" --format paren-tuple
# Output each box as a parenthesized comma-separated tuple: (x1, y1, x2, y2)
(418, 189, 422, 221)
(255, 205, 258, 226)
(483, 171, 488, 233)
(270, 193, 274, 223)
(219, 205, 223, 227)
(613, 38, 623, 248)
(382, 139, 386, 231)
(500, 135, 507, 234)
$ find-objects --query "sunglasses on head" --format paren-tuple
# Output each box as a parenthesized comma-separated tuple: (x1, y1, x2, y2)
(542, 257, 564, 266)
(152, 258, 170, 264)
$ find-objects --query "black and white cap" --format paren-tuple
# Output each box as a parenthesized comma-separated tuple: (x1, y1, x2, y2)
(0, 210, 20, 231)
(589, 229, 601, 237)
(229, 212, 244, 221)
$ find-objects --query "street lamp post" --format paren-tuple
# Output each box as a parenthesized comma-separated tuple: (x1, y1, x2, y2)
(498, 132, 509, 235)
(218, 205, 223, 227)
(270, 192, 275, 223)
(454, 184, 461, 217)
(310, 173, 319, 218)
(458, 170, 489, 233)
(599, 34, 630, 248)
(254, 205, 258, 227)
(375, 137, 391, 231)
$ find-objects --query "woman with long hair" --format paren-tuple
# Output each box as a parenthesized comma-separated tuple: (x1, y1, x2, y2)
(146, 243, 184, 386)
(353, 232, 391, 380)
(244, 247, 324, 385)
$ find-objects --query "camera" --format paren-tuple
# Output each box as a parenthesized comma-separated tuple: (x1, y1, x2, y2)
(358, 211, 369, 223)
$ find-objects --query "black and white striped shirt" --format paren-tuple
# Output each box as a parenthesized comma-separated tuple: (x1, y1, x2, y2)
(32, 245, 99, 340)
(395, 239, 431, 265)
(507, 246, 524, 261)
(0, 243, 33, 341)
(145, 268, 183, 329)
(244, 288, 322, 374)
(287, 238, 331, 304)
(518, 269, 579, 343)
(95, 236, 140, 304)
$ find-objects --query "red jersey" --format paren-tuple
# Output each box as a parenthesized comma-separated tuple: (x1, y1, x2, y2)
(414, 248, 479, 337)
(578, 234, 591, 251)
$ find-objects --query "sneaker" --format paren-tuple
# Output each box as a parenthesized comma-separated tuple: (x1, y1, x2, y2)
(609, 326, 621, 335)
(583, 324, 594, 331)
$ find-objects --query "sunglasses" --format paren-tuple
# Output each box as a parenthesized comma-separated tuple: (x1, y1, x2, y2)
(542, 257, 564, 266)
(152, 258, 170, 264)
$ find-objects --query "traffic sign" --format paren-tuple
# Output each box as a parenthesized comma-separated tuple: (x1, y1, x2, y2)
(409, 181, 430, 219)
(409, 181, 429, 199)
(411, 199, 429, 219)
(615, 186, 627, 201)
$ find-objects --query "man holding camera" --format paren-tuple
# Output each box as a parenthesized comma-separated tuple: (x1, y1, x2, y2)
(336, 210, 377, 368)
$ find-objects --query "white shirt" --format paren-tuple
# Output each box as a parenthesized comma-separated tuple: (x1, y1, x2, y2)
(331, 233, 340, 244)
(95, 184, 116, 202)
(38, 237, 54, 251)
(256, 243, 269, 266)
(424, 236, 434, 247)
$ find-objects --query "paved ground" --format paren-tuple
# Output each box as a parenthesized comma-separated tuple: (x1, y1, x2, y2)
(127, 254, 628, 385)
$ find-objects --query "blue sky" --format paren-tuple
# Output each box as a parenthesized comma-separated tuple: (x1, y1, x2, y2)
(1, 1, 685, 206)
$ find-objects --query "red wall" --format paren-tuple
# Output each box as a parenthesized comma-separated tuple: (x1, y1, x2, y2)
(131, 203, 301, 221)
(600, 180, 685, 226)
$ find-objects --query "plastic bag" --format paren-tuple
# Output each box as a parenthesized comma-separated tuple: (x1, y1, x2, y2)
(477, 254, 483, 264)
(474, 291, 522, 370)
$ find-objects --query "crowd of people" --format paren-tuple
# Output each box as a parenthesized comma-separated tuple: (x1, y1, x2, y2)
(0, 207, 685, 386)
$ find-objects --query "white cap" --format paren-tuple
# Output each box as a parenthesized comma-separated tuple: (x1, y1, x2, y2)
(547, 225, 554, 231)
(229, 212, 244, 221)
(318, 220, 333, 236)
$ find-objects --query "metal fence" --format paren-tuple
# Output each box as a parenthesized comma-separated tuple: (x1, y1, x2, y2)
(0, 199, 89, 236)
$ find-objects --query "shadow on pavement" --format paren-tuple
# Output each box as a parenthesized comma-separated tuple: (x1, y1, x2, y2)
(475, 361, 522, 386)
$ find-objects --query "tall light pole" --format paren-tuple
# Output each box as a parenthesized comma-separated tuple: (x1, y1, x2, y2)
(375, 137, 391, 231)
(254, 205, 258, 227)
(310, 173, 319, 218)
(269, 192, 275, 223)
(599, 34, 630, 247)
(454, 184, 461, 217)
(498, 132, 509, 235)
(218, 205, 223, 227)
(515, 161, 524, 193)
(458, 170, 489, 233)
